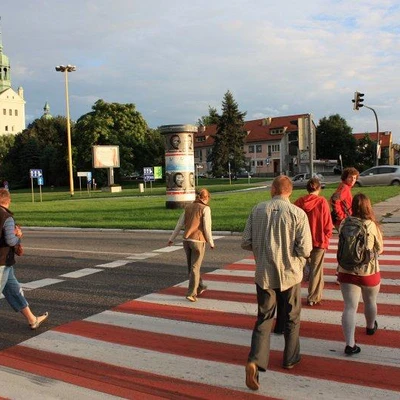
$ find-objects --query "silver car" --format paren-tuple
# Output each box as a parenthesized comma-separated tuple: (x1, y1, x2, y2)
(355, 165, 400, 186)
(292, 173, 326, 189)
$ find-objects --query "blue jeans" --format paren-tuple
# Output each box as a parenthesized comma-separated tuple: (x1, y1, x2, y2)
(0, 266, 29, 312)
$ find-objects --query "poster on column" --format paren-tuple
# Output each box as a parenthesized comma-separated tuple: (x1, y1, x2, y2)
(165, 154, 195, 202)
(166, 133, 194, 154)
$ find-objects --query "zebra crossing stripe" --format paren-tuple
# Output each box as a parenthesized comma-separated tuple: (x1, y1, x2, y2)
(0, 237, 399, 398)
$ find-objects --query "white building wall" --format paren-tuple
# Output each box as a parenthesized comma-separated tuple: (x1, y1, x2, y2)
(0, 88, 26, 135)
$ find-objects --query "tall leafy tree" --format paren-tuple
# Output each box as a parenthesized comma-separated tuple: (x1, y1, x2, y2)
(316, 114, 357, 167)
(74, 100, 164, 185)
(355, 134, 375, 171)
(208, 91, 247, 177)
(0, 134, 15, 181)
(1, 116, 71, 187)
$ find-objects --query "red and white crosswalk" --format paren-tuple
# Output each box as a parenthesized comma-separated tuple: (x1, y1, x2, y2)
(0, 237, 399, 399)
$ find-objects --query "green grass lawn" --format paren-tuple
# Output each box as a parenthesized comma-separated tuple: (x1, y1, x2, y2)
(8, 180, 400, 232)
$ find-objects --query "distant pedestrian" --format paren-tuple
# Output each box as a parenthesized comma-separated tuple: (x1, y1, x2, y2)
(168, 188, 214, 302)
(295, 177, 333, 306)
(0, 189, 49, 329)
(330, 167, 359, 230)
(242, 176, 312, 391)
(338, 193, 383, 355)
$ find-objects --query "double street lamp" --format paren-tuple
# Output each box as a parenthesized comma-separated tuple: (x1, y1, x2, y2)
(55, 65, 76, 196)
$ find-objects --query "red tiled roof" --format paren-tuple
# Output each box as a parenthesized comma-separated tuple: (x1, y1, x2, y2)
(194, 114, 310, 148)
(353, 132, 392, 147)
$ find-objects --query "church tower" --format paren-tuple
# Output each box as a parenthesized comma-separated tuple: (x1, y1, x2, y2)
(0, 20, 26, 135)
(0, 27, 11, 93)
(42, 101, 53, 120)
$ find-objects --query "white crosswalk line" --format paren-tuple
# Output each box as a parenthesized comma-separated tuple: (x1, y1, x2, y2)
(21, 331, 400, 400)
(1, 235, 400, 398)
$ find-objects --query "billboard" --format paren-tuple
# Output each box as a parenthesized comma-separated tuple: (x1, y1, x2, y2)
(92, 145, 120, 168)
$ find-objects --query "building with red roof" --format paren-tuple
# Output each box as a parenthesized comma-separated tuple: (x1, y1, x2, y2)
(353, 131, 394, 165)
(194, 114, 336, 177)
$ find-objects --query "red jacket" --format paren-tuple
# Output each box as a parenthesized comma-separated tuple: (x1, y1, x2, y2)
(294, 194, 333, 249)
(330, 182, 353, 228)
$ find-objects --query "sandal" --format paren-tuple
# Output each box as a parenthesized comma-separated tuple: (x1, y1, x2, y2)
(30, 312, 49, 330)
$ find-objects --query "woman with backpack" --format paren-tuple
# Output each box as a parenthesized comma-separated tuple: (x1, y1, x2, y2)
(337, 193, 383, 355)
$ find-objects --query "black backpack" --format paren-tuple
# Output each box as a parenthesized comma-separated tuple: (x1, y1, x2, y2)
(337, 217, 372, 273)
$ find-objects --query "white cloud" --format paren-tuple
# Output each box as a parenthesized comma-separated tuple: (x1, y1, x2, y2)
(1, 0, 399, 142)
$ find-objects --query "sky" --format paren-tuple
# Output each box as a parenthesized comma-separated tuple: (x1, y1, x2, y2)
(1, 0, 400, 142)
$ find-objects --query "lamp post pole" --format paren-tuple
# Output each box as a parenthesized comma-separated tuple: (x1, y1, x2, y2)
(56, 65, 76, 196)
(364, 105, 380, 166)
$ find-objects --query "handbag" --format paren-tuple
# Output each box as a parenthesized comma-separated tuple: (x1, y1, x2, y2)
(14, 243, 24, 256)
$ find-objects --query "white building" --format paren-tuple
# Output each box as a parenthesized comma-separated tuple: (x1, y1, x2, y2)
(0, 27, 26, 135)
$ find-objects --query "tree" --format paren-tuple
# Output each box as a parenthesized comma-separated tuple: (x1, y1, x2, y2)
(355, 134, 375, 171)
(0, 134, 15, 181)
(208, 91, 247, 177)
(316, 114, 357, 167)
(0, 116, 72, 188)
(197, 106, 220, 127)
(74, 100, 164, 185)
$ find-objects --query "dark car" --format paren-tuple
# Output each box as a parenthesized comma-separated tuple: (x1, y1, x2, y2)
(333, 165, 342, 175)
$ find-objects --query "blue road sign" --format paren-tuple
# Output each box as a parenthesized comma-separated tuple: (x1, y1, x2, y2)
(30, 169, 43, 178)
(37, 176, 44, 186)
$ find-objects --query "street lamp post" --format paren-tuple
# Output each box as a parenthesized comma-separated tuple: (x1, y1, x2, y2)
(363, 105, 380, 166)
(55, 64, 76, 196)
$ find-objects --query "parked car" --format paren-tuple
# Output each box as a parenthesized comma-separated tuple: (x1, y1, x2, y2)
(355, 165, 400, 186)
(292, 173, 326, 189)
(234, 170, 252, 179)
(333, 165, 342, 175)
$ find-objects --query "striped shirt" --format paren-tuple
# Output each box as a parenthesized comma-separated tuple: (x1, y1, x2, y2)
(241, 195, 312, 291)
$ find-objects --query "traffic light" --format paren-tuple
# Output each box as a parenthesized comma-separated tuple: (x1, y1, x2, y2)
(352, 91, 364, 110)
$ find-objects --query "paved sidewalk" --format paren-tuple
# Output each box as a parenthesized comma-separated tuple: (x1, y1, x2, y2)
(373, 194, 400, 237)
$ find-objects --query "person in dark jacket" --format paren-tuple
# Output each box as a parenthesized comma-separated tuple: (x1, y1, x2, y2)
(295, 178, 333, 306)
(0, 189, 49, 329)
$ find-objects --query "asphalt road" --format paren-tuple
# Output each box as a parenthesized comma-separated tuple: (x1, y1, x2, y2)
(0, 229, 248, 350)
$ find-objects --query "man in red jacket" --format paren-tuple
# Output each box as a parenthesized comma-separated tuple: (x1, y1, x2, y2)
(330, 167, 359, 230)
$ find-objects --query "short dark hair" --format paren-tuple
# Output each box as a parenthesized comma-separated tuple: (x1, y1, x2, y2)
(306, 177, 322, 193)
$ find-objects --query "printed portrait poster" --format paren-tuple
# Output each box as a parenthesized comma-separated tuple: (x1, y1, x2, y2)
(93, 145, 120, 168)
(166, 133, 194, 153)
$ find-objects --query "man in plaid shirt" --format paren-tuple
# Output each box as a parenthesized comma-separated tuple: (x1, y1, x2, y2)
(242, 175, 312, 391)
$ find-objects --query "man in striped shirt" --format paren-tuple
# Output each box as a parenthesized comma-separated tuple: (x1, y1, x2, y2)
(242, 176, 312, 391)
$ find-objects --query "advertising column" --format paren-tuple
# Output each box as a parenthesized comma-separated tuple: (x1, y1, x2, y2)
(160, 124, 196, 209)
